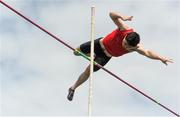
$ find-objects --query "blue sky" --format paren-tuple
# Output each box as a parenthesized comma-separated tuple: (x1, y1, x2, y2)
(0, 0, 180, 116)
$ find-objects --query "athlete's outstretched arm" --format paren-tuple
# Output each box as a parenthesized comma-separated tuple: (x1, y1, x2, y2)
(109, 12, 133, 30)
(135, 44, 173, 65)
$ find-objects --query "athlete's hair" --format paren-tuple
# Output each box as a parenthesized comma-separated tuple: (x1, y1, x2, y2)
(126, 32, 140, 47)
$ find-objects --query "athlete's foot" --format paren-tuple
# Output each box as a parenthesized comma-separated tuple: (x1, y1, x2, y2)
(67, 88, 75, 101)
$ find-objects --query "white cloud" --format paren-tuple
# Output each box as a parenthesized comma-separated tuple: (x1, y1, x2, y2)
(0, 0, 179, 116)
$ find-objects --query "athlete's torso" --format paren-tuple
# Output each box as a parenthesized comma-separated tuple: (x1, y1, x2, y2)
(102, 28, 134, 57)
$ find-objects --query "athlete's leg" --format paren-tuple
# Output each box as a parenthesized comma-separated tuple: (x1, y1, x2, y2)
(73, 47, 81, 56)
(67, 65, 90, 101)
(71, 41, 112, 90)
(74, 47, 90, 57)
(68, 38, 107, 101)
(67, 55, 111, 101)
(71, 65, 90, 90)
(67, 42, 91, 101)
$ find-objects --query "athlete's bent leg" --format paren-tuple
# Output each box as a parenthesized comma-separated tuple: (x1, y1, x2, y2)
(74, 47, 81, 56)
(74, 47, 90, 57)
(71, 65, 90, 90)
(67, 65, 90, 101)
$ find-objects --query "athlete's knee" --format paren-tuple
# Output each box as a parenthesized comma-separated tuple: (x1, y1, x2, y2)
(84, 66, 91, 76)
(85, 65, 100, 73)
(74, 47, 81, 56)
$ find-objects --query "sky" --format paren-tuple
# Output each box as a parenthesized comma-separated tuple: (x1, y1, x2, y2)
(0, 0, 180, 117)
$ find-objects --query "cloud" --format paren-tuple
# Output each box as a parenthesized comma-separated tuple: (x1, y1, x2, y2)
(0, 0, 179, 116)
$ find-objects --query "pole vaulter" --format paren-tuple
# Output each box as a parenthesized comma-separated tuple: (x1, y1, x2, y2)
(0, 1, 179, 116)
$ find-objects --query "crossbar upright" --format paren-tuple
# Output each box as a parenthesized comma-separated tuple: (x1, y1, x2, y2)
(88, 5, 95, 117)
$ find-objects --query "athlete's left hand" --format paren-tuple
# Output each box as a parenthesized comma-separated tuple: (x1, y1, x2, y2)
(161, 57, 173, 65)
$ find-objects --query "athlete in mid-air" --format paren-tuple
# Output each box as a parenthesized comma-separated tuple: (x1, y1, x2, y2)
(67, 11, 173, 101)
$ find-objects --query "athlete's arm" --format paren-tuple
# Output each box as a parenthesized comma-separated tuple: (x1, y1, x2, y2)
(135, 44, 173, 65)
(109, 12, 133, 30)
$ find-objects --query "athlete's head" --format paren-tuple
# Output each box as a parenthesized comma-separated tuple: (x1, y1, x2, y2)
(125, 32, 140, 47)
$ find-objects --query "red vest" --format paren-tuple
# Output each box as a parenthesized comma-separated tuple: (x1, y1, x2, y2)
(103, 28, 134, 57)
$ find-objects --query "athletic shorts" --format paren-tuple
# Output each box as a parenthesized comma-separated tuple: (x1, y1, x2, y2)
(80, 37, 111, 72)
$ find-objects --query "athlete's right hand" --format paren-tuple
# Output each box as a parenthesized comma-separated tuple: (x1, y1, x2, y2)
(122, 16, 133, 21)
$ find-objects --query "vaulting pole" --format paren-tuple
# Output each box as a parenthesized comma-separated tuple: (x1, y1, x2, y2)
(0, 1, 179, 116)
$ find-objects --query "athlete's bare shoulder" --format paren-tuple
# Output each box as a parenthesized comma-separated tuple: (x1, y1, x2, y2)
(134, 44, 148, 55)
